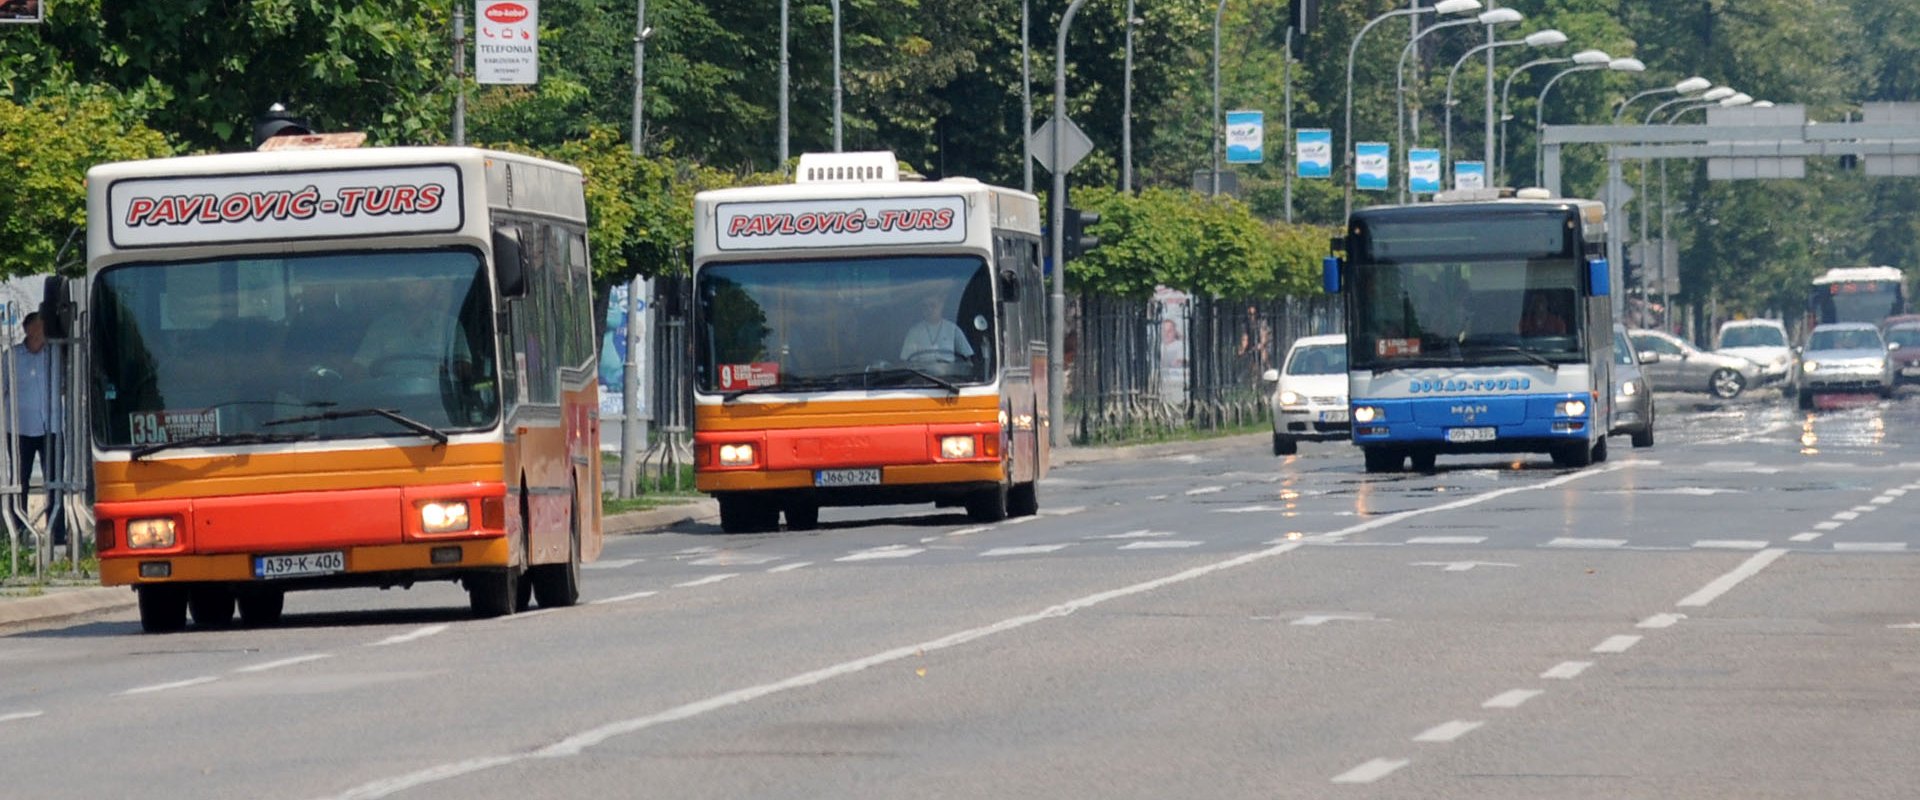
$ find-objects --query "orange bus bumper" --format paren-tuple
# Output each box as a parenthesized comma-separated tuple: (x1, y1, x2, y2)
(101, 538, 511, 586)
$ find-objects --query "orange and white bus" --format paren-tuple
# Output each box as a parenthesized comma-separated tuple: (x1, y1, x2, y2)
(691, 152, 1049, 532)
(85, 147, 601, 632)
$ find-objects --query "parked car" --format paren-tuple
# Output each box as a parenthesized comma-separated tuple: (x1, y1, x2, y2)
(1714, 318, 1794, 391)
(1880, 317, 1920, 385)
(1609, 324, 1655, 448)
(1797, 322, 1894, 409)
(1628, 328, 1763, 400)
(1262, 334, 1349, 456)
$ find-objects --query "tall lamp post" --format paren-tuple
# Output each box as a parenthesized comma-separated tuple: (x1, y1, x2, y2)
(1396, 7, 1519, 200)
(1649, 91, 1751, 328)
(1623, 77, 1711, 297)
(779, 0, 789, 166)
(1124, 4, 1142, 193)
(1443, 29, 1566, 182)
(832, 0, 843, 151)
(1533, 56, 1645, 183)
(1497, 50, 1606, 185)
(1343, 0, 1482, 220)
(1210, 0, 1228, 195)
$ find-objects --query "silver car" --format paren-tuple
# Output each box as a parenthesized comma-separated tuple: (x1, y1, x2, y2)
(1796, 322, 1894, 409)
(1629, 328, 1762, 400)
(1609, 325, 1655, 448)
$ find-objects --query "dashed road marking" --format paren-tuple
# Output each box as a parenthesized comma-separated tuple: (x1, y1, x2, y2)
(689, 553, 784, 567)
(1834, 542, 1907, 552)
(1413, 720, 1483, 743)
(1693, 540, 1767, 550)
(1850, 505, 1880, 513)
(592, 590, 658, 605)
(1677, 548, 1789, 607)
(583, 559, 639, 570)
(1547, 537, 1625, 549)
(1041, 505, 1087, 516)
(1887, 488, 1909, 497)
(981, 544, 1070, 557)
(0, 711, 45, 723)
(947, 526, 993, 537)
(1332, 758, 1410, 784)
(1637, 613, 1685, 629)
(1541, 661, 1591, 679)
(1790, 533, 1823, 543)
(1119, 540, 1203, 550)
(836, 547, 924, 562)
(1834, 511, 1861, 521)
(1482, 689, 1543, 709)
(1406, 536, 1488, 545)
(1411, 561, 1515, 572)
(1872, 496, 1897, 504)
(1000, 516, 1037, 526)
(370, 625, 448, 647)
(1290, 613, 1378, 627)
(1185, 486, 1225, 496)
(1815, 521, 1844, 530)
(234, 654, 333, 674)
(1592, 635, 1642, 654)
(767, 562, 812, 573)
(1086, 529, 1170, 540)
(1217, 505, 1281, 514)
(121, 676, 218, 696)
(675, 573, 740, 587)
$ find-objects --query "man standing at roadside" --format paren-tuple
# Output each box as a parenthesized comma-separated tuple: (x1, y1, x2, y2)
(12, 311, 65, 546)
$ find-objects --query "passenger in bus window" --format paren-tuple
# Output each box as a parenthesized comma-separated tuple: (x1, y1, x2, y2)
(1520, 292, 1568, 336)
(900, 294, 975, 367)
(353, 280, 471, 382)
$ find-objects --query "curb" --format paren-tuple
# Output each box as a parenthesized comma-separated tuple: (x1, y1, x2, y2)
(0, 586, 134, 627)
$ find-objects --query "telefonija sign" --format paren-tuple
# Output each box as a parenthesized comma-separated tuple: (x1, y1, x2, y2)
(476, 0, 540, 85)
(107, 165, 464, 248)
(715, 196, 968, 251)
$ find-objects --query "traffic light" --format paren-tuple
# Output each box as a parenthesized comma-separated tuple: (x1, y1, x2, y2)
(252, 103, 312, 149)
(1064, 206, 1101, 262)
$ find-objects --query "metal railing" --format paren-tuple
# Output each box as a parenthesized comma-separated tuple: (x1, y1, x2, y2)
(3, 287, 93, 584)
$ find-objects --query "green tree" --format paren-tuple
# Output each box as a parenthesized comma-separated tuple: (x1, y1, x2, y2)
(0, 93, 174, 276)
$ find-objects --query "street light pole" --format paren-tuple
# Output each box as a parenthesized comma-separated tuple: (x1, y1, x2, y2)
(1022, 0, 1032, 192)
(1396, 9, 1517, 200)
(1123, 0, 1137, 193)
(631, 0, 649, 155)
(1444, 29, 1564, 184)
(1049, 0, 1089, 448)
(452, 3, 466, 146)
(1345, 2, 1477, 221)
(1211, 0, 1226, 196)
(1533, 57, 1631, 183)
(1497, 55, 1570, 186)
(832, 0, 843, 152)
(779, 0, 789, 166)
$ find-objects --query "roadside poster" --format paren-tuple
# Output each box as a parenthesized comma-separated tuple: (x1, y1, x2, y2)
(1355, 143, 1390, 191)
(0, 0, 42, 24)
(1454, 161, 1488, 191)
(1408, 149, 1442, 194)
(476, 0, 539, 85)
(1225, 110, 1264, 164)
(1296, 129, 1332, 179)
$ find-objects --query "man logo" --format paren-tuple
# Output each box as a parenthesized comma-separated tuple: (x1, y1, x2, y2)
(1450, 404, 1488, 416)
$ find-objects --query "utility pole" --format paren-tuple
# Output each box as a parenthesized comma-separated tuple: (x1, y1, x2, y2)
(452, 2, 466, 145)
(631, 0, 648, 154)
(621, 0, 650, 498)
(1022, 0, 1032, 193)
(779, 0, 789, 166)
(1050, 0, 1089, 447)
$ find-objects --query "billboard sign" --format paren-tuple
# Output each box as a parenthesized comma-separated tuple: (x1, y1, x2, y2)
(1296, 129, 1332, 179)
(0, 0, 42, 24)
(1454, 161, 1488, 191)
(476, 0, 540, 85)
(1408, 149, 1442, 194)
(1225, 110, 1264, 164)
(1355, 143, 1390, 191)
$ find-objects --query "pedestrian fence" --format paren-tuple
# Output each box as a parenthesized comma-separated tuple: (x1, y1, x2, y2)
(2, 280, 92, 584)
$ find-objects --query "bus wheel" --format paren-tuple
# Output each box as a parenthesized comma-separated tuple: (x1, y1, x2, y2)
(467, 568, 521, 618)
(965, 483, 1009, 523)
(1591, 437, 1609, 463)
(1008, 482, 1039, 517)
(532, 501, 582, 608)
(188, 586, 236, 628)
(137, 585, 188, 634)
(1362, 448, 1402, 474)
(1551, 442, 1594, 468)
(783, 502, 820, 531)
(719, 497, 780, 533)
(237, 589, 285, 627)
(1409, 452, 1437, 472)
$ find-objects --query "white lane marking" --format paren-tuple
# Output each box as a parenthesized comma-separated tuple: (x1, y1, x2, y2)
(980, 545, 1070, 557)
(121, 676, 219, 696)
(835, 547, 925, 562)
(1815, 521, 1844, 530)
(1872, 496, 1897, 504)
(1291, 613, 1378, 626)
(1086, 529, 1171, 540)
(234, 654, 333, 674)
(507, 609, 558, 622)
(1482, 689, 1543, 709)
(1887, 488, 1909, 497)
(1119, 540, 1203, 550)
(1790, 533, 1823, 543)
(583, 559, 639, 570)
(1834, 542, 1907, 552)
(689, 554, 783, 567)
(1541, 661, 1591, 680)
(1676, 548, 1788, 607)
(1148, 495, 1169, 501)
(1851, 505, 1880, 513)
(1637, 613, 1686, 629)
(947, 526, 994, 537)
(767, 562, 812, 573)
(321, 469, 1625, 800)
(673, 546, 719, 555)
(1693, 540, 1767, 550)
(0, 711, 45, 723)
(1000, 516, 1037, 526)
(674, 573, 739, 587)
(1886, 623, 1920, 629)
(1411, 561, 1515, 572)
(1185, 486, 1225, 496)
(1547, 537, 1626, 549)
(1331, 758, 1410, 785)
(591, 590, 658, 605)
(1834, 511, 1861, 521)
(370, 625, 449, 647)
(1041, 505, 1087, 516)
(1217, 505, 1280, 514)
(1592, 635, 1643, 654)
(1413, 720, 1483, 743)
(1406, 536, 1488, 545)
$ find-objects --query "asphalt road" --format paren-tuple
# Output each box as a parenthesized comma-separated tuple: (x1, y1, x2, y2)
(6, 386, 1920, 799)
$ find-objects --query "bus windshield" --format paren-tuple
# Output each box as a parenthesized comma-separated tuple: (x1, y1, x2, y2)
(1350, 257, 1584, 370)
(91, 249, 500, 447)
(696, 255, 995, 393)
(1812, 281, 1902, 325)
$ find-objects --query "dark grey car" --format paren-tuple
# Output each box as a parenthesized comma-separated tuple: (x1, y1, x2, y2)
(1610, 325, 1655, 448)
(1629, 328, 1762, 400)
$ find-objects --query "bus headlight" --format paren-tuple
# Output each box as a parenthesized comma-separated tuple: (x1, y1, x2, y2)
(940, 435, 976, 459)
(126, 518, 177, 549)
(420, 501, 471, 533)
(1352, 406, 1382, 423)
(1557, 399, 1588, 417)
(718, 443, 757, 466)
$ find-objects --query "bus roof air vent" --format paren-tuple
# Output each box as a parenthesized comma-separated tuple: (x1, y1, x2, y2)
(1515, 188, 1553, 200)
(1432, 188, 1503, 203)
(796, 152, 902, 185)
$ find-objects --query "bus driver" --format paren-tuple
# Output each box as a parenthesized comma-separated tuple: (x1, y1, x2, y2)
(900, 294, 974, 368)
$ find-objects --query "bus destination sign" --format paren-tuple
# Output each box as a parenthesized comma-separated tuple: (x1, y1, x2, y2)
(107, 165, 464, 248)
(715, 196, 968, 251)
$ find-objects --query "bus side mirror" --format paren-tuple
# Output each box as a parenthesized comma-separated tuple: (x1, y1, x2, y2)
(493, 226, 526, 298)
(998, 255, 1022, 303)
(1323, 256, 1342, 294)
(1587, 257, 1611, 297)
(39, 275, 73, 339)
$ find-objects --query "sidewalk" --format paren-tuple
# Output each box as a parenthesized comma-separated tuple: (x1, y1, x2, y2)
(0, 431, 1265, 628)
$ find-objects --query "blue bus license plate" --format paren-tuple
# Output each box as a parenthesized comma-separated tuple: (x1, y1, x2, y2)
(1446, 427, 1497, 443)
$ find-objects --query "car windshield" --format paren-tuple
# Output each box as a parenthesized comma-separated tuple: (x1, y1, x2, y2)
(1285, 344, 1347, 375)
(1886, 327, 1920, 349)
(1808, 328, 1884, 351)
(1720, 325, 1786, 349)
(1612, 330, 1636, 366)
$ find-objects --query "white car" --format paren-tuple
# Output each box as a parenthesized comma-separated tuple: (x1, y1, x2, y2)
(1715, 319, 1794, 391)
(1797, 322, 1894, 409)
(1261, 334, 1349, 456)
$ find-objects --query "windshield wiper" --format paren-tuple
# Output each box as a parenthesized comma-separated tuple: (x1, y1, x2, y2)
(1464, 344, 1560, 370)
(719, 375, 845, 402)
(865, 366, 961, 395)
(263, 407, 450, 446)
(131, 431, 316, 461)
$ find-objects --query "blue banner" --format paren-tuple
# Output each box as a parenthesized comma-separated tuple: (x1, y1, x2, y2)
(1408, 149, 1442, 194)
(1355, 143, 1390, 191)
(1225, 110, 1264, 164)
(1454, 161, 1488, 191)
(1296, 129, 1332, 179)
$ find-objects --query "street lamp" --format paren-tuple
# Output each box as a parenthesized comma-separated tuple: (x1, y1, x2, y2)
(1342, 0, 1482, 219)
(1643, 86, 1733, 125)
(1125, 5, 1142, 193)
(1645, 90, 1749, 330)
(1614, 76, 1711, 124)
(1533, 55, 1644, 183)
(1444, 29, 1566, 181)
(1496, 50, 1606, 185)
(1667, 92, 1752, 121)
(1395, 7, 1520, 199)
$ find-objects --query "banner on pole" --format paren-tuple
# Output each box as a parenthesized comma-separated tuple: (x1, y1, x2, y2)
(1454, 161, 1487, 191)
(1225, 110, 1264, 164)
(1296, 129, 1332, 179)
(0, 0, 42, 24)
(1408, 149, 1441, 194)
(476, 0, 540, 85)
(1355, 143, 1390, 191)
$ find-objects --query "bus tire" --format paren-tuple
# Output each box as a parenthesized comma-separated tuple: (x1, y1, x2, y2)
(1551, 441, 1594, 468)
(1008, 482, 1039, 517)
(966, 483, 1009, 523)
(720, 497, 779, 533)
(137, 585, 188, 634)
(188, 586, 236, 628)
(1362, 448, 1402, 474)
(783, 502, 820, 531)
(237, 589, 285, 627)
(467, 568, 521, 618)
(1409, 452, 1437, 472)
(532, 499, 582, 608)
(1591, 437, 1609, 463)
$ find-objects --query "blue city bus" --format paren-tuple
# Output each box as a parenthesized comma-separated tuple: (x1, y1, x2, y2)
(1324, 190, 1614, 473)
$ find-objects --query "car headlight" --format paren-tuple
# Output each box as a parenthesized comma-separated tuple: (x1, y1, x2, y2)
(1352, 406, 1381, 423)
(1278, 390, 1302, 406)
(1802, 361, 1820, 373)
(126, 518, 177, 549)
(419, 500, 471, 533)
(1557, 399, 1588, 417)
(939, 435, 976, 459)
(1618, 381, 1638, 397)
(718, 443, 756, 466)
